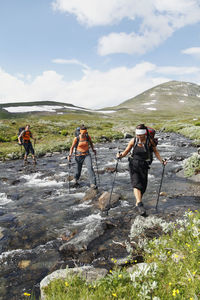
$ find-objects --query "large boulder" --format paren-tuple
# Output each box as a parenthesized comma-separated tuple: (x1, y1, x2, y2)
(59, 220, 106, 253)
(40, 266, 108, 300)
(82, 188, 98, 201)
(98, 191, 120, 211)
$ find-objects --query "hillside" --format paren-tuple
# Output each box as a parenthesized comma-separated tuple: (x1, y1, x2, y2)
(106, 80, 200, 117)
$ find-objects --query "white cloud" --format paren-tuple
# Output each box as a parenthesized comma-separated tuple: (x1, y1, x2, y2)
(156, 66, 200, 75)
(52, 0, 200, 55)
(0, 63, 200, 109)
(182, 47, 200, 58)
(52, 58, 90, 70)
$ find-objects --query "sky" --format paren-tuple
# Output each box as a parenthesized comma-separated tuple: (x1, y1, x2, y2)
(1, 0, 200, 109)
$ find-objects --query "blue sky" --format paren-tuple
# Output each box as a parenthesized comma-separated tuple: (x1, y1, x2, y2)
(0, 0, 200, 108)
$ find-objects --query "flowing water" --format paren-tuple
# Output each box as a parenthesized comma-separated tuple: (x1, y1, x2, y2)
(0, 132, 199, 299)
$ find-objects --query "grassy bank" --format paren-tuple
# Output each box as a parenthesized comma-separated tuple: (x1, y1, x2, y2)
(0, 112, 200, 161)
(40, 210, 200, 300)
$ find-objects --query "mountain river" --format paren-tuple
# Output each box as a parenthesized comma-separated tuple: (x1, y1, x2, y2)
(0, 132, 199, 299)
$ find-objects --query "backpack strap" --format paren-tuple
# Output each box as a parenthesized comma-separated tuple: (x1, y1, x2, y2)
(131, 137, 138, 157)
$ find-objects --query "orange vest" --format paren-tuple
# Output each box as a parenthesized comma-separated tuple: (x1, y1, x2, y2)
(73, 135, 91, 155)
(23, 130, 31, 142)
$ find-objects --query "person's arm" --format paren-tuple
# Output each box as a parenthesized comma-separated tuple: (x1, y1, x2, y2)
(68, 137, 77, 160)
(152, 145, 167, 165)
(89, 136, 96, 155)
(18, 130, 25, 144)
(117, 138, 135, 158)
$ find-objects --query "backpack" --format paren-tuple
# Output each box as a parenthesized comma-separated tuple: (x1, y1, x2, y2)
(18, 127, 25, 144)
(131, 127, 158, 165)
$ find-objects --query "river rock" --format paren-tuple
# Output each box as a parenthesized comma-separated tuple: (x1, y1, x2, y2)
(83, 188, 98, 201)
(124, 133, 133, 139)
(160, 191, 167, 196)
(59, 220, 106, 253)
(98, 191, 120, 211)
(40, 266, 108, 300)
(18, 260, 31, 269)
(0, 227, 5, 240)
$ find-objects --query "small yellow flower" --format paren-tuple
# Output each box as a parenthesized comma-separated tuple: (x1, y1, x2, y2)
(176, 289, 179, 294)
(111, 258, 114, 261)
(134, 260, 137, 263)
(193, 271, 196, 275)
(109, 270, 112, 273)
(188, 278, 191, 282)
(168, 251, 171, 254)
(169, 282, 172, 285)
(112, 293, 117, 297)
(65, 282, 69, 287)
(190, 297, 194, 300)
(125, 261, 128, 264)
(114, 260, 117, 263)
(118, 274, 122, 278)
(24, 293, 31, 297)
(172, 289, 176, 297)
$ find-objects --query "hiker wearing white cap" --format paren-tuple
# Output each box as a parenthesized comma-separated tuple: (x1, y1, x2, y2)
(117, 124, 167, 215)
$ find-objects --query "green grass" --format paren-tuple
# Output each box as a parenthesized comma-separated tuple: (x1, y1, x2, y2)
(0, 111, 200, 160)
(41, 210, 200, 300)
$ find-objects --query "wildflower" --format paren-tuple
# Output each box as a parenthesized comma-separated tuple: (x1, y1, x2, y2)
(109, 270, 112, 273)
(188, 278, 191, 282)
(172, 289, 176, 297)
(65, 282, 69, 287)
(118, 274, 122, 278)
(111, 258, 114, 261)
(114, 260, 117, 263)
(190, 298, 194, 300)
(192, 271, 196, 275)
(24, 293, 31, 297)
(125, 261, 128, 264)
(169, 282, 172, 286)
(112, 293, 117, 297)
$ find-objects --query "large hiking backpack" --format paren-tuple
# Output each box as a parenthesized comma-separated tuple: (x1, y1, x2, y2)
(18, 127, 25, 144)
(131, 126, 158, 165)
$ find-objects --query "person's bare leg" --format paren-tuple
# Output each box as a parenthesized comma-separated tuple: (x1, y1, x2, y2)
(133, 188, 142, 205)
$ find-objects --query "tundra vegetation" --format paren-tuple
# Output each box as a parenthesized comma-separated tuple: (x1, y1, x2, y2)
(39, 210, 200, 300)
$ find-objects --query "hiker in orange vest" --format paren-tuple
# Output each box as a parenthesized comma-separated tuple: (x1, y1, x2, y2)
(18, 125, 36, 165)
(117, 124, 167, 215)
(68, 125, 97, 189)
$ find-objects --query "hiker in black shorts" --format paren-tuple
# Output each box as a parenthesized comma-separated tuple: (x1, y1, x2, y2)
(117, 124, 167, 215)
(18, 125, 36, 165)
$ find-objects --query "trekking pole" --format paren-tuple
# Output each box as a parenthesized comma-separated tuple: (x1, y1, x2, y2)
(106, 153, 120, 216)
(68, 159, 71, 193)
(94, 153, 100, 187)
(155, 162, 166, 211)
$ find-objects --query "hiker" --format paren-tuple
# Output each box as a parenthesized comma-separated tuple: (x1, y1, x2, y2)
(117, 124, 167, 215)
(18, 125, 36, 165)
(68, 125, 97, 189)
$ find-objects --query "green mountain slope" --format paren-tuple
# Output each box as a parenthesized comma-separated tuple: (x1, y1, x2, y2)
(106, 80, 200, 117)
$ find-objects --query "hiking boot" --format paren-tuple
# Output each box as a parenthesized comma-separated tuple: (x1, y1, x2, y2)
(33, 159, 37, 165)
(90, 184, 97, 189)
(136, 202, 146, 216)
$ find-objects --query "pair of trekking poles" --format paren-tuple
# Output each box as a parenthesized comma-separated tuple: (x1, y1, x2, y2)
(107, 154, 166, 215)
(68, 153, 100, 193)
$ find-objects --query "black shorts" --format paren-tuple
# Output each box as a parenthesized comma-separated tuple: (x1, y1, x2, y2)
(129, 158, 149, 194)
(23, 141, 35, 155)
